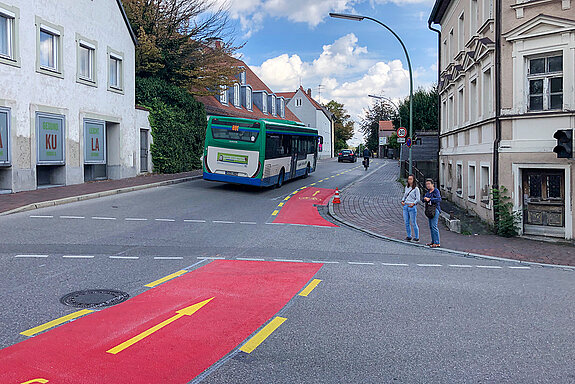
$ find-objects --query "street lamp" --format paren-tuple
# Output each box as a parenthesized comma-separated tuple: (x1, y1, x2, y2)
(330, 12, 414, 174)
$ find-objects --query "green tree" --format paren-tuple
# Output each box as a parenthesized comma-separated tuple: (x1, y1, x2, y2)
(324, 100, 354, 152)
(393, 86, 439, 133)
(123, 0, 243, 95)
(360, 100, 396, 152)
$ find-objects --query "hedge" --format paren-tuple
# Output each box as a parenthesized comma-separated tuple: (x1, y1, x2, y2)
(136, 77, 207, 174)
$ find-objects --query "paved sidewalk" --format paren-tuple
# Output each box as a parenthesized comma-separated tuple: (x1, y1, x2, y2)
(333, 160, 575, 267)
(0, 171, 201, 215)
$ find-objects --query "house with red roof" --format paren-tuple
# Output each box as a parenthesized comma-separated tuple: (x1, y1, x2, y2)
(195, 58, 300, 123)
(277, 86, 334, 159)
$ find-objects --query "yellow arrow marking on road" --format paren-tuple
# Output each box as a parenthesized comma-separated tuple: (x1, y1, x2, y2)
(106, 297, 214, 355)
(20, 380, 49, 384)
(312, 191, 320, 197)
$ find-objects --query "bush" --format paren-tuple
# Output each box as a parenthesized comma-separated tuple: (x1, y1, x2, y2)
(136, 77, 207, 173)
(491, 186, 521, 237)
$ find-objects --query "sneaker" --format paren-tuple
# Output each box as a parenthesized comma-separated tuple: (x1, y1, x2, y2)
(413, 238, 419, 242)
(405, 237, 412, 241)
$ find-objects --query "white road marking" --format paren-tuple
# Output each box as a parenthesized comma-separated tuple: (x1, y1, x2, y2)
(62, 255, 95, 259)
(109, 256, 139, 260)
(348, 261, 374, 265)
(197, 257, 226, 260)
(60, 216, 85, 219)
(240, 222, 257, 225)
(184, 219, 206, 223)
(154, 257, 184, 260)
(15, 254, 49, 258)
(417, 264, 442, 267)
(311, 260, 340, 264)
(274, 259, 304, 263)
(30, 215, 53, 218)
(236, 257, 265, 261)
(213, 220, 235, 224)
(449, 264, 473, 268)
(508, 266, 531, 269)
(155, 218, 176, 222)
(92, 217, 117, 220)
(382, 263, 409, 266)
(125, 218, 148, 221)
(476, 265, 502, 269)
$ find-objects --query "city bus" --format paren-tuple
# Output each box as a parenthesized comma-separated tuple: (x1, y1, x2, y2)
(203, 116, 319, 187)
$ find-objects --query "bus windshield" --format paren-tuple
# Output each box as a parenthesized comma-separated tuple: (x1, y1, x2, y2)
(211, 119, 260, 143)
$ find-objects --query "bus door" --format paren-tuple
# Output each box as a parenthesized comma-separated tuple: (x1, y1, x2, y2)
(290, 136, 298, 179)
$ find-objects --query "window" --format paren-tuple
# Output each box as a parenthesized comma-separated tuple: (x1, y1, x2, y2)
(262, 94, 268, 114)
(448, 29, 454, 60)
(271, 95, 277, 116)
(220, 85, 227, 104)
(448, 95, 454, 129)
(246, 88, 252, 111)
(528, 54, 563, 111)
(295, 98, 302, 107)
(107, 48, 124, 92)
(470, 0, 478, 36)
(456, 163, 463, 196)
(0, 12, 13, 58)
(483, 0, 492, 22)
(240, 71, 246, 85)
(480, 165, 490, 205)
(470, 78, 477, 122)
(39, 29, 57, 70)
(447, 163, 453, 191)
(468, 164, 476, 201)
(458, 87, 465, 126)
(441, 100, 447, 131)
(442, 39, 448, 67)
(280, 99, 285, 118)
(458, 13, 465, 52)
(77, 37, 97, 85)
(0, 107, 10, 165)
(211, 120, 260, 143)
(482, 69, 492, 116)
(234, 84, 240, 107)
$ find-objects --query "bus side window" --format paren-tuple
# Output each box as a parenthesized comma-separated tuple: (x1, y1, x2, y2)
(266, 134, 281, 159)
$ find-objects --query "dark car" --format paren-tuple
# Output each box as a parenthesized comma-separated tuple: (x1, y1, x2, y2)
(338, 149, 357, 163)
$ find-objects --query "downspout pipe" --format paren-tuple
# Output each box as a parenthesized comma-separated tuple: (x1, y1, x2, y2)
(493, 0, 502, 223)
(428, 21, 441, 185)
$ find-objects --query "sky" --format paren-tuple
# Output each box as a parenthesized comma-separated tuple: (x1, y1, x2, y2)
(219, 0, 438, 145)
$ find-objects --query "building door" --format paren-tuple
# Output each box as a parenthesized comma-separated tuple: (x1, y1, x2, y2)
(522, 169, 565, 237)
(140, 129, 149, 173)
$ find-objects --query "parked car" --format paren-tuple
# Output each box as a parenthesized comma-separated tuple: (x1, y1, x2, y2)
(338, 149, 357, 163)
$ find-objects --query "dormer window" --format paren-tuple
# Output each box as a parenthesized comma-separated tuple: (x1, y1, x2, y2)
(240, 71, 246, 85)
(220, 85, 227, 105)
(271, 95, 277, 116)
(262, 94, 268, 114)
(280, 99, 285, 117)
(246, 88, 252, 111)
(234, 84, 240, 107)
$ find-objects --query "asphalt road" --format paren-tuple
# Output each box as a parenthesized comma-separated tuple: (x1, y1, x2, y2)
(0, 158, 574, 383)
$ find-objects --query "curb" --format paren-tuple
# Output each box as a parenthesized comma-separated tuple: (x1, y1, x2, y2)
(328, 193, 575, 272)
(0, 175, 203, 217)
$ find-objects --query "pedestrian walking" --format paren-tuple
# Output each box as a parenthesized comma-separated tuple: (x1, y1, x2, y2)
(401, 174, 420, 242)
(423, 178, 442, 248)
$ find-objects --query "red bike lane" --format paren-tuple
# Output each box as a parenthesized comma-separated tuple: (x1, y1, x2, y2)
(0, 260, 322, 384)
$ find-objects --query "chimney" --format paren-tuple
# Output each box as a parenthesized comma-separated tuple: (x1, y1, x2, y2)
(208, 38, 223, 50)
(307, 88, 312, 97)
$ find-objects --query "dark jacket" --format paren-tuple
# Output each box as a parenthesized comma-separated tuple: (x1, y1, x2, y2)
(424, 188, 442, 212)
(363, 148, 371, 158)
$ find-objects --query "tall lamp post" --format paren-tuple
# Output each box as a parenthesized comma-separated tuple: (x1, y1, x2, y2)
(330, 12, 414, 174)
(368, 95, 401, 159)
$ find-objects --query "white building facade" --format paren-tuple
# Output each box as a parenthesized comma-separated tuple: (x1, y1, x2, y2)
(279, 87, 335, 159)
(0, 0, 151, 193)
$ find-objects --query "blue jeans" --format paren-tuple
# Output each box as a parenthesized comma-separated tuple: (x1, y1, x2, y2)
(428, 209, 441, 244)
(402, 205, 419, 239)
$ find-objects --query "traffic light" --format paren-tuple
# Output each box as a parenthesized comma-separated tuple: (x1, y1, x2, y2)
(553, 130, 572, 158)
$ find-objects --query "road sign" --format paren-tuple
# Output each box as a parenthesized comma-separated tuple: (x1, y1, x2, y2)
(406, 137, 413, 147)
(378, 137, 388, 146)
(397, 127, 407, 138)
(397, 137, 406, 144)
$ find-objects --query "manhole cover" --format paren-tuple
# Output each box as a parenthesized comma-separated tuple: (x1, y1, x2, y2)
(60, 289, 130, 309)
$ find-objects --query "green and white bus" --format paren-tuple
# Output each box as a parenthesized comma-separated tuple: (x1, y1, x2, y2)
(203, 116, 319, 187)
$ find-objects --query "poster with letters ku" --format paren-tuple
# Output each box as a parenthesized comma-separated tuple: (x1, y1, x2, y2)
(84, 120, 106, 164)
(37, 113, 65, 164)
(0, 110, 8, 165)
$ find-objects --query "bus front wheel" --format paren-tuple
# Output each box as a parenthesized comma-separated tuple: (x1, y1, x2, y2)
(276, 169, 285, 188)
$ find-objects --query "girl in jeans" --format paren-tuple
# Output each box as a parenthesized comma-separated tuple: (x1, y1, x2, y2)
(424, 178, 442, 248)
(401, 174, 420, 242)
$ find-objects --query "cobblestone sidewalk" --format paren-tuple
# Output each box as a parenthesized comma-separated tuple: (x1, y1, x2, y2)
(0, 170, 201, 215)
(333, 160, 575, 267)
